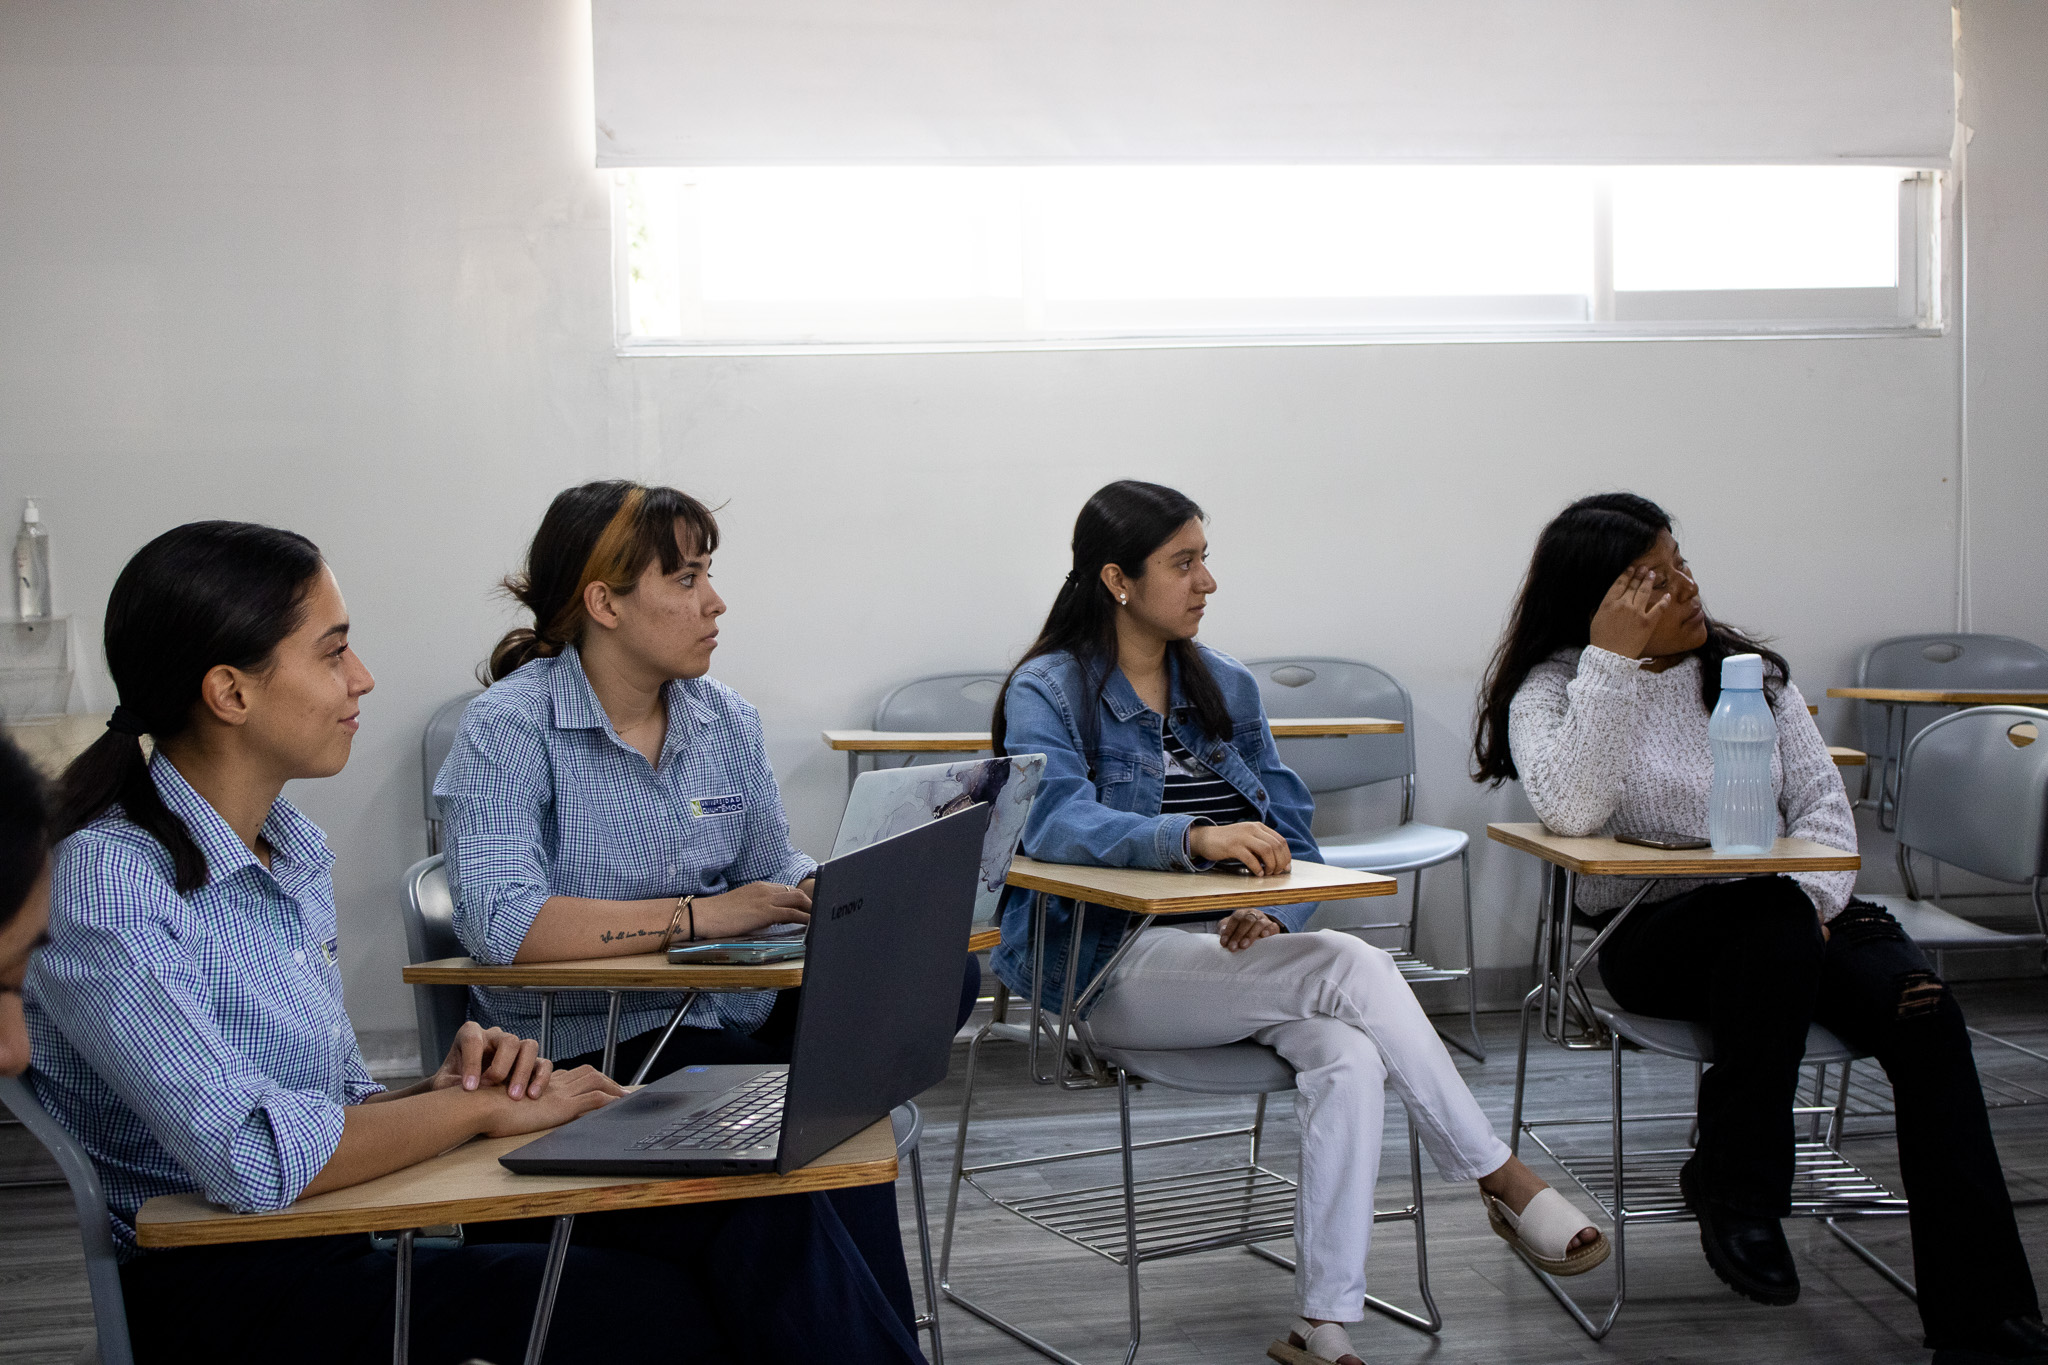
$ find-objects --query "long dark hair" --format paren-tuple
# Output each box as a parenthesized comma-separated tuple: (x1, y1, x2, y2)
(0, 734, 50, 932)
(57, 522, 326, 891)
(487, 480, 721, 683)
(1472, 492, 1789, 786)
(992, 480, 1231, 757)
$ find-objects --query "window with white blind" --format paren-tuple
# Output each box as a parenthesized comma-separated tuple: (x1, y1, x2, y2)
(613, 164, 1941, 353)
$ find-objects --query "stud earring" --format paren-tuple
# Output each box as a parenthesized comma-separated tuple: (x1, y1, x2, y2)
(1119, 594, 1128, 605)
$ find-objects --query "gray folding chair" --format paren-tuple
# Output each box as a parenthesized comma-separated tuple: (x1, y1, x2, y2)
(402, 854, 640, 1076)
(1854, 635, 2048, 828)
(874, 672, 1007, 735)
(1248, 658, 1484, 1060)
(0, 1074, 135, 1365)
(1509, 868, 1913, 1340)
(421, 691, 482, 854)
(843, 672, 1008, 789)
(1841, 705, 2048, 1112)
(401, 855, 470, 1077)
(939, 894, 1438, 1365)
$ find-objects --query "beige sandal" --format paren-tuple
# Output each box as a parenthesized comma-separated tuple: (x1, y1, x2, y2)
(1484, 1186, 1610, 1276)
(1267, 1318, 1363, 1365)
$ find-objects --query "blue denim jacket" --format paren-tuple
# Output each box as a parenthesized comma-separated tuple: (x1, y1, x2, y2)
(988, 645, 1321, 1014)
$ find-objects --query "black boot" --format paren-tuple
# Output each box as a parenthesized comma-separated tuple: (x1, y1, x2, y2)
(1679, 1155, 1799, 1306)
(1930, 1315, 2048, 1364)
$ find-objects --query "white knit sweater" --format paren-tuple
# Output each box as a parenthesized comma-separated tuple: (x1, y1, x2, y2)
(1508, 646, 1858, 920)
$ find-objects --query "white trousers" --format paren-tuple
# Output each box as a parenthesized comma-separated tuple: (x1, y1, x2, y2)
(1082, 926, 1511, 1322)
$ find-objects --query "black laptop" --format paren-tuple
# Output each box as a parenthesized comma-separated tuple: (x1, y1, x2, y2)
(500, 802, 991, 1177)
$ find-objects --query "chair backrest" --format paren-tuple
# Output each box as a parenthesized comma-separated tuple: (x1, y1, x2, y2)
(0, 1074, 134, 1365)
(1244, 657, 1415, 797)
(874, 672, 1007, 736)
(400, 855, 468, 1075)
(1895, 705, 2048, 884)
(421, 690, 483, 851)
(1857, 634, 2048, 757)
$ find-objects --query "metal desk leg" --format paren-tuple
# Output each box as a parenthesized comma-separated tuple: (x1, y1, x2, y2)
(538, 992, 555, 1060)
(391, 1228, 415, 1365)
(1879, 703, 1907, 831)
(629, 991, 699, 1086)
(907, 1140, 945, 1365)
(847, 750, 862, 794)
(523, 1214, 577, 1365)
(599, 991, 623, 1078)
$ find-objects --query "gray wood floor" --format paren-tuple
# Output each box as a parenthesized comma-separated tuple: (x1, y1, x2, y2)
(5, 981, 2047, 1364)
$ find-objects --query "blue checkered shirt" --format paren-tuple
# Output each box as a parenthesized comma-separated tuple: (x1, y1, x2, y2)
(434, 648, 815, 1060)
(24, 758, 381, 1257)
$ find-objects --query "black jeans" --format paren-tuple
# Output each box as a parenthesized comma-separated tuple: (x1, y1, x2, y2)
(120, 1194, 927, 1365)
(1597, 876, 2039, 1344)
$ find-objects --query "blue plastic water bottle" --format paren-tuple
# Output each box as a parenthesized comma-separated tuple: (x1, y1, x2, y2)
(1708, 653, 1777, 855)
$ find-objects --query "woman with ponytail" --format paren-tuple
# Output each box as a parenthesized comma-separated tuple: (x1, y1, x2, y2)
(435, 479, 939, 1331)
(24, 521, 925, 1365)
(436, 481, 831, 1071)
(990, 481, 1603, 1365)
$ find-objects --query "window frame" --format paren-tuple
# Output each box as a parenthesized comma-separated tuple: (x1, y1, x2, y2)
(610, 168, 1945, 356)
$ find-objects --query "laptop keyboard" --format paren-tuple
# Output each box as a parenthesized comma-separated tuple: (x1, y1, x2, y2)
(631, 1071, 788, 1152)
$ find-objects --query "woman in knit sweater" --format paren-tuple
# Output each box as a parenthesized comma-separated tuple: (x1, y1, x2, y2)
(1472, 493, 2042, 1365)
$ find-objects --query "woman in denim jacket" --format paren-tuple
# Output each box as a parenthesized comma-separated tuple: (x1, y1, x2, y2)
(990, 481, 1604, 1365)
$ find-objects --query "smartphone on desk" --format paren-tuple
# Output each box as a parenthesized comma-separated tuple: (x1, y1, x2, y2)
(666, 920, 806, 965)
(1614, 831, 1711, 851)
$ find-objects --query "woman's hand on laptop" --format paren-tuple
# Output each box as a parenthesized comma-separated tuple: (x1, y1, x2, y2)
(478, 1065, 626, 1138)
(1190, 822, 1293, 875)
(694, 881, 813, 939)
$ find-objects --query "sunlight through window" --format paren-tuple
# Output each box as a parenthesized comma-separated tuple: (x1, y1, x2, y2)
(615, 164, 1931, 349)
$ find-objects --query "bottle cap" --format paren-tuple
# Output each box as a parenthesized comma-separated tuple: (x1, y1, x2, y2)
(21, 499, 38, 525)
(1721, 653, 1764, 691)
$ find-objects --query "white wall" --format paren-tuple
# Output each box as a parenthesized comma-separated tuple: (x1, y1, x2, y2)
(2, 1, 2038, 1060)
(1959, 1, 2048, 645)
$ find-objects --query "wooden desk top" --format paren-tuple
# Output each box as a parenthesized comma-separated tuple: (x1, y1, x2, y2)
(1004, 855, 1393, 916)
(967, 926, 1001, 953)
(824, 730, 989, 752)
(823, 718, 1402, 753)
(1, 712, 111, 780)
(135, 1118, 895, 1249)
(1829, 746, 1867, 767)
(1267, 717, 1403, 737)
(1827, 687, 2048, 706)
(402, 954, 804, 991)
(1486, 823, 1858, 877)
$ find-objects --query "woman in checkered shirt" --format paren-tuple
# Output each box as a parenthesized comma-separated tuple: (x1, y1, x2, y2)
(26, 519, 927, 1364)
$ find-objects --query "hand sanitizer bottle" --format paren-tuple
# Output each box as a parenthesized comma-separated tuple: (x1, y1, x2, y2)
(14, 499, 51, 621)
(1708, 653, 1777, 855)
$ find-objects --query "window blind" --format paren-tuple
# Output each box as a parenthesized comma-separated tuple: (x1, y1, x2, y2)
(592, 0, 1956, 169)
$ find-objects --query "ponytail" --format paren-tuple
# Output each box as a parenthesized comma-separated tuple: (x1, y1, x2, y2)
(57, 521, 324, 892)
(486, 627, 561, 684)
(57, 726, 201, 890)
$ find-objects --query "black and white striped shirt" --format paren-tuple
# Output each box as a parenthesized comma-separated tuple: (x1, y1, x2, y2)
(1162, 729, 1259, 826)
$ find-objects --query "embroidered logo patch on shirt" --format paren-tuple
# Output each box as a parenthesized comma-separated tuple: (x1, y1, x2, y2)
(688, 793, 745, 818)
